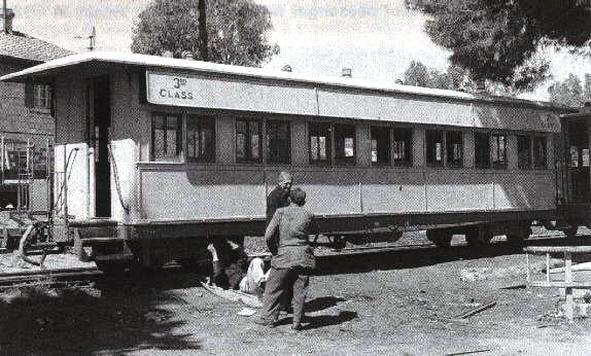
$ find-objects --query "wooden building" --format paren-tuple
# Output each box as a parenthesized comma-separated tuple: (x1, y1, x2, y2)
(0, 8, 72, 210)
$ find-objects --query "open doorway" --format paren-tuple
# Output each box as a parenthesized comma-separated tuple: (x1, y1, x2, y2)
(93, 77, 111, 217)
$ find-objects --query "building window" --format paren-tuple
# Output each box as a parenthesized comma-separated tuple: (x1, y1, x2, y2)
(33, 147, 48, 179)
(236, 119, 262, 163)
(266, 120, 291, 164)
(534, 136, 547, 169)
(475, 132, 490, 169)
(334, 124, 356, 165)
(25, 83, 52, 110)
(393, 128, 412, 166)
(151, 113, 182, 161)
(446, 131, 463, 168)
(491, 134, 507, 169)
(426, 130, 444, 167)
(309, 122, 331, 165)
(187, 116, 215, 163)
(371, 126, 391, 166)
(517, 135, 532, 169)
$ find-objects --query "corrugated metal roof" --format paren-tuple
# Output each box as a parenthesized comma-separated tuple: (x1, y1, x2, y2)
(0, 51, 569, 110)
(0, 31, 73, 63)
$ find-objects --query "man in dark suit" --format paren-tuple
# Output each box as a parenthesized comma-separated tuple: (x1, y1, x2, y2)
(256, 187, 316, 331)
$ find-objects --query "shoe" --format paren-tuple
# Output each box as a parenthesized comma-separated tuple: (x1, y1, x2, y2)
(254, 318, 276, 328)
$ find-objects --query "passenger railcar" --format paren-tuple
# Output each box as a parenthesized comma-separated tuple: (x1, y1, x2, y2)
(0, 52, 580, 271)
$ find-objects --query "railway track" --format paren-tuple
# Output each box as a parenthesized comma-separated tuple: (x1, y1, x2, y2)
(0, 232, 587, 288)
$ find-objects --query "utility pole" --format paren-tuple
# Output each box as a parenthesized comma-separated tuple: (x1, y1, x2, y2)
(75, 26, 96, 51)
(198, 0, 208, 61)
(3, 0, 7, 33)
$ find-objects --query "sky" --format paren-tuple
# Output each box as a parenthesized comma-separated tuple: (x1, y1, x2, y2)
(6, 0, 591, 100)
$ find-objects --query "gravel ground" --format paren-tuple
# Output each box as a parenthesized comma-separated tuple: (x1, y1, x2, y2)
(0, 239, 590, 355)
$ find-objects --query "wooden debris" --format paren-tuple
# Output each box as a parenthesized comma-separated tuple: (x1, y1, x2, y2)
(548, 261, 591, 274)
(444, 349, 492, 356)
(200, 281, 262, 308)
(455, 301, 497, 319)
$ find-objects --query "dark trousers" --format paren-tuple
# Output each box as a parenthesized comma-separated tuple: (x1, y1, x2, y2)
(261, 266, 309, 325)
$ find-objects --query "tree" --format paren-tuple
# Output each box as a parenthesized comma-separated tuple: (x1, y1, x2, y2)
(131, 0, 279, 67)
(405, 0, 591, 89)
(548, 74, 586, 108)
(403, 61, 431, 87)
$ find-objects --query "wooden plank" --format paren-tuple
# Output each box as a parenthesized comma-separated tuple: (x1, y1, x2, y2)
(524, 246, 591, 254)
(454, 301, 497, 319)
(529, 281, 591, 288)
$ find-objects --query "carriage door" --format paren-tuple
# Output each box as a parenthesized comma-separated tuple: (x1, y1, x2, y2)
(93, 77, 112, 217)
(567, 119, 590, 203)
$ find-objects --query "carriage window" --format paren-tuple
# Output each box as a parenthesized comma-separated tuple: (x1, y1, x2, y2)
(446, 131, 463, 168)
(152, 113, 182, 161)
(334, 124, 356, 165)
(534, 136, 547, 169)
(517, 135, 532, 169)
(266, 120, 291, 164)
(309, 122, 331, 165)
(491, 134, 507, 169)
(426, 130, 444, 167)
(475, 132, 490, 169)
(187, 116, 215, 163)
(371, 126, 391, 166)
(236, 119, 262, 163)
(393, 128, 412, 166)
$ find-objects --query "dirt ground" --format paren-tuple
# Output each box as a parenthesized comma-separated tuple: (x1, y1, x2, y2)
(1, 233, 591, 355)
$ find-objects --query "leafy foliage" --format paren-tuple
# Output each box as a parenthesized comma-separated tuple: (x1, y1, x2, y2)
(406, 0, 591, 88)
(131, 0, 279, 67)
(548, 73, 591, 108)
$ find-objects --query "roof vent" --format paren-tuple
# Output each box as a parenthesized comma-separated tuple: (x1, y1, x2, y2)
(281, 64, 292, 72)
(341, 68, 352, 78)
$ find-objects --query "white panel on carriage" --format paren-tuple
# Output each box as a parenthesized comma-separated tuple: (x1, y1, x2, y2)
(425, 170, 494, 211)
(54, 143, 91, 220)
(292, 169, 361, 215)
(359, 170, 425, 213)
(146, 71, 318, 115)
(316, 88, 561, 133)
(140, 167, 266, 219)
(492, 171, 555, 210)
(109, 139, 137, 220)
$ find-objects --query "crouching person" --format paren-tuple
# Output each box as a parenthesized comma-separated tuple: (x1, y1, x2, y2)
(255, 187, 316, 331)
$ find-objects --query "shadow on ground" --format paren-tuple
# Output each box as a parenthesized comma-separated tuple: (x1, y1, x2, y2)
(0, 271, 204, 354)
(315, 241, 533, 275)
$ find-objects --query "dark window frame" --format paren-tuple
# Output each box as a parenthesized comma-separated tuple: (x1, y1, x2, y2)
(392, 127, 413, 167)
(151, 112, 183, 162)
(533, 136, 548, 169)
(308, 122, 332, 166)
(186, 115, 216, 163)
(446, 130, 463, 168)
(266, 119, 291, 164)
(333, 123, 356, 166)
(426, 129, 444, 167)
(236, 118, 263, 163)
(370, 126, 391, 166)
(491, 133, 508, 169)
(517, 135, 532, 169)
(475, 132, 491, 169)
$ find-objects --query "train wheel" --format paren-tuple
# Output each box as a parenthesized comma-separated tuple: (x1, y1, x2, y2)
(563, 226, 578, 238)
(465, 227, 492, 247)
(506, 225, 532, 245)
(95, 260, 130, 275)
(426, 230, 452, 248)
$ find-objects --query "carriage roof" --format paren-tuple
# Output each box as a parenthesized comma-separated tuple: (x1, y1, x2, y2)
(0, 51, 563, 109)
(0, 52, 569, 133)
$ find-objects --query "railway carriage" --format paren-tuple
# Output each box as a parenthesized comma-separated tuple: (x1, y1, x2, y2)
(0, 52, 581, 272)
